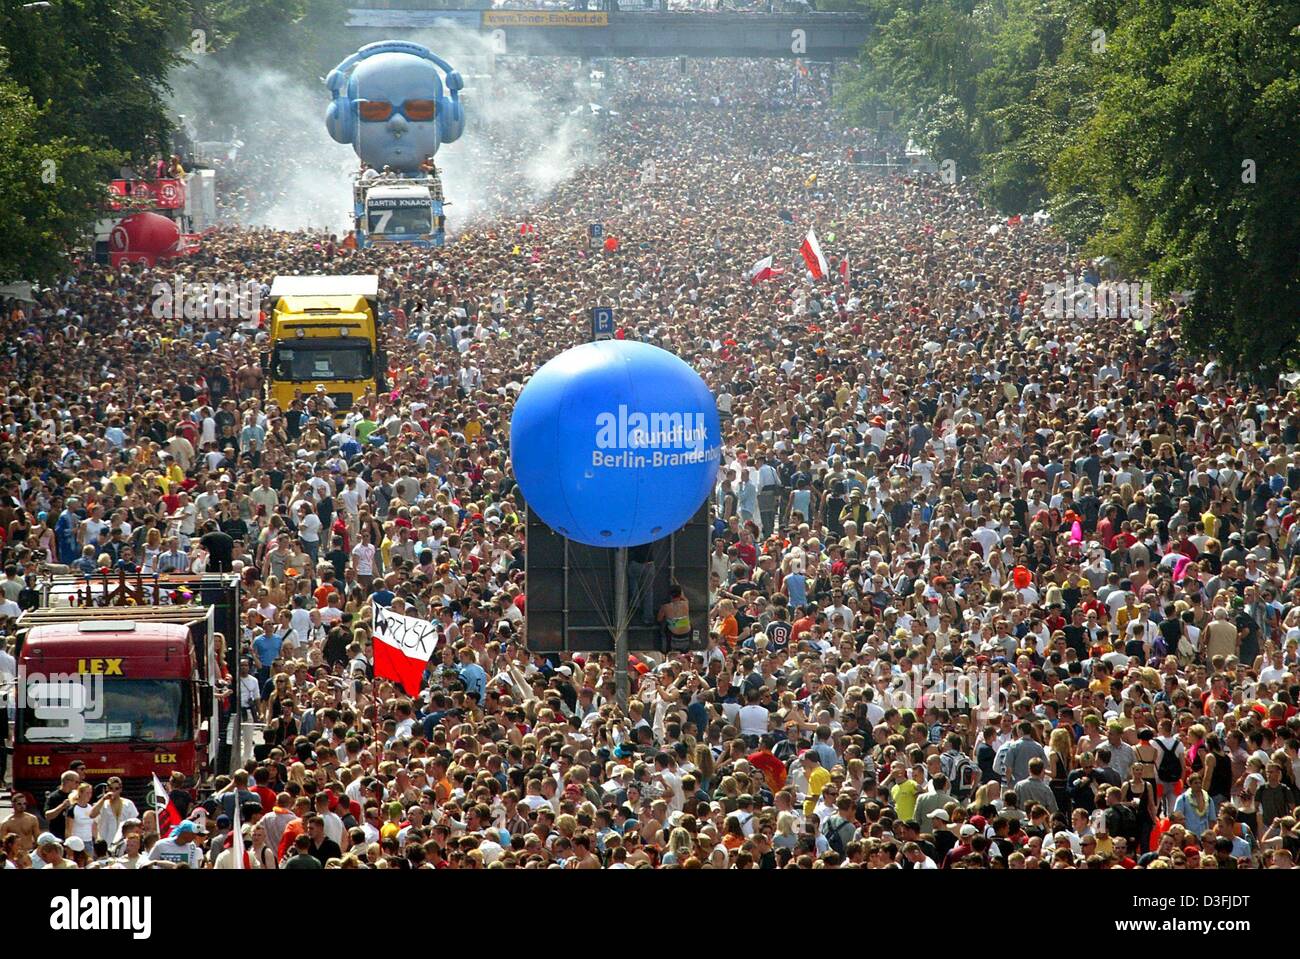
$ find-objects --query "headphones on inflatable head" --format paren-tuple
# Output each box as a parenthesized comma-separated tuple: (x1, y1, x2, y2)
(325, 41, 464, 148)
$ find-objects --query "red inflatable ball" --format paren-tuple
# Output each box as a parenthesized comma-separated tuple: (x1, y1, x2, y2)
(109, 212, 182, 266)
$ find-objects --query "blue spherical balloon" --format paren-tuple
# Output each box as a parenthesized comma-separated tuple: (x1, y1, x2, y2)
(510, 340, 721, 548)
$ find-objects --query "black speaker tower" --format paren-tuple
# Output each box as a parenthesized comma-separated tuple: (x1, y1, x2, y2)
(524, 501, 710, 655)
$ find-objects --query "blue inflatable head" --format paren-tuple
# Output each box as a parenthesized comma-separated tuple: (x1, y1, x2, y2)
(510, 341, 722, 548)
(325, 40, 464, 174)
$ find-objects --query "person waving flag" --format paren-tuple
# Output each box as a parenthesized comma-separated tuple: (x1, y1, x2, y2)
(372, 600, 439, 696)
(152, 773, 181, 834)
(800, 227, 829, 280)
(747, 255, 784, 285)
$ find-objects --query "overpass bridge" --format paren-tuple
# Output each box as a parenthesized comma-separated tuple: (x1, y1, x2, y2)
(346, 8, 872, 59)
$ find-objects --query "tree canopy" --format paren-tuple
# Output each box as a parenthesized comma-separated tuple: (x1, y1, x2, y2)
(837, 0, 1300, 370)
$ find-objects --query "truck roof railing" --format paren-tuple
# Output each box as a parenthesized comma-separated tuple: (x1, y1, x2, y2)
(353, 172, 444, 200)
(17, 605, 212, 652)
(20, 605, 210, 627)
(39, 569, 240, 609)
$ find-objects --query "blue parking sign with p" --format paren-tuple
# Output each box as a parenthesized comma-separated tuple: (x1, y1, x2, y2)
(589, 223, 603, 240)
(591, 307, 615, 340)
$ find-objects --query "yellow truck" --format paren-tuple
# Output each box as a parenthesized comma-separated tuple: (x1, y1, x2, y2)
(264, 274, 384, 416)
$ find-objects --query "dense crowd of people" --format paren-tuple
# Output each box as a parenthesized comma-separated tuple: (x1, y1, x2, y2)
(1, 55, 1299, 871)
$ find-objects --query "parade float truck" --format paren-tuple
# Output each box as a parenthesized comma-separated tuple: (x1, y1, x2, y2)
(264, 274, 385, 417)
(325, 40, 465, 248)
(11, 573, 240, 809)
(93, 172, 214, 265)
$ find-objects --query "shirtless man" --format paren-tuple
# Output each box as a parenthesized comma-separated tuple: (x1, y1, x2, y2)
(657, 583, 692, 651)
(0, 794, 42, 854)
(568, 832, 601, 869)
(237, 359, 263, 401)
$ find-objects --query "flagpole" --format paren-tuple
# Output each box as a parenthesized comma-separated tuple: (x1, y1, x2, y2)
(614, 546, 628, 712)
(370, 599, 380, 767)
(232, 794, 244, 869)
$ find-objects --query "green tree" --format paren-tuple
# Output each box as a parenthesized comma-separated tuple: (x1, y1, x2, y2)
(836, 0, 1101, 211)
(815, 0, 875, 11)
(837, 0, 1299, 369)
(0, 0, 189, 280)
(836, 0, 987, 176)
(0, 71, 118, 282)
(0, 0, 189, 162)
(1054, 0, 1300, 369)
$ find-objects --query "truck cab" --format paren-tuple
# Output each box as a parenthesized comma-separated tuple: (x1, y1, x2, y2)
(354, 173, 446, 248)
(265, 274, 384, 418)
(13, 607, 221, 809)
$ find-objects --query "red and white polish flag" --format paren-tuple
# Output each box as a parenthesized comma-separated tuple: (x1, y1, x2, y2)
(372, 601, 440, 697)
(800, 227, 829, 280)
(747, 255, 785, 285)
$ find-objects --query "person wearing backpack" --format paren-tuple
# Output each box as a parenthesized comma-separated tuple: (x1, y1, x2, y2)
(821, 795, 858, 858)
(1102, 786, 1139, 847)
(1152, 719, 1186, 815)
(939, 733, 980, 801)
(1122, 761, 1159, 852)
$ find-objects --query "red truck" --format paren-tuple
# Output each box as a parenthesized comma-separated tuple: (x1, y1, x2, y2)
(12, 597, 227, 809)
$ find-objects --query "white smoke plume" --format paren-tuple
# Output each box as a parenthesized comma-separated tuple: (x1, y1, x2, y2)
(168, 57, 355, 232)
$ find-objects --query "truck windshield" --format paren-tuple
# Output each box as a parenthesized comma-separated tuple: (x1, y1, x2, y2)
(272, 345, 371, 382)
(368, 204, 432, 236)
(21, 678, 193, 744)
